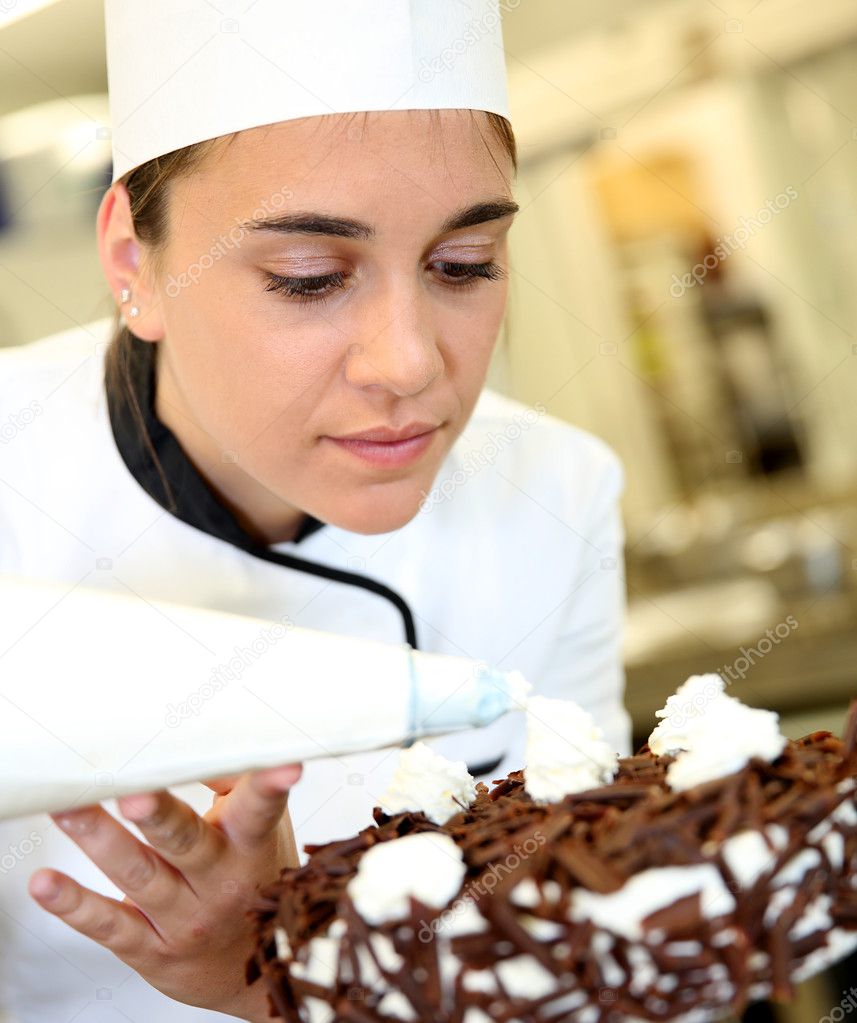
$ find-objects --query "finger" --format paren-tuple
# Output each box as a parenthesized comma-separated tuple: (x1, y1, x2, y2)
(29, 868, 162, 958)
(117, 789, 227, 873)
(53, 805, 192, 914)
(202, 775, 241, 797)
(215, 764, 302, 849)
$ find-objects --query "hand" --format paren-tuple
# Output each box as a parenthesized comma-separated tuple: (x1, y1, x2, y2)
(28, 764, 301, 1021)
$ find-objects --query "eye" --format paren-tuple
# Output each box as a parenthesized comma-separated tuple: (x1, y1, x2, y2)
(434, 260, 507, 288)
(264, 271, 347, 304)
(263, 260, 506, 305)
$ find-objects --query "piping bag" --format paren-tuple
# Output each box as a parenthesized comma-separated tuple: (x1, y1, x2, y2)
(0, 575, 529, 821)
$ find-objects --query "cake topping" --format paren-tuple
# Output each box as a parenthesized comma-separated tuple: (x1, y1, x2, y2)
(523, 695, 619, 802)
(569, 863, 736, 941)
(378, 741, 477, 825)
(721, 829, 777, 888)
(648, 674, 787, 789)
(346, 831, 466, 925)
(250, 695, 857, 1023)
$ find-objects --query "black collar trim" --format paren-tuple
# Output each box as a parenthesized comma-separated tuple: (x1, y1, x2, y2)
(105, 332, 324, 548)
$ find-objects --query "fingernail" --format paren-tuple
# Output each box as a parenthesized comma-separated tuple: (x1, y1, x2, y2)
(55, 814, 88, 836)
(265, 764, 303, 789)
(31, 874, 60, 902)
(119, 793, 158, 822)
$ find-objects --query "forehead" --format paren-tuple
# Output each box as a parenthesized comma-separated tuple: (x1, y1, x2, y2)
(171, 109, 513, 228)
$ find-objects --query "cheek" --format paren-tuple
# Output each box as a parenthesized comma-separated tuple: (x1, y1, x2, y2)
(442, 290, 506, 388)
(160, 270, 345, 450)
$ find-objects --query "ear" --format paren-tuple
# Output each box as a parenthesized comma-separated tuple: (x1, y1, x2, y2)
(96, 183, 166, 343)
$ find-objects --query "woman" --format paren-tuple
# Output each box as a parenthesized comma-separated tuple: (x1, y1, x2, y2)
(0, 2, 630, 1020)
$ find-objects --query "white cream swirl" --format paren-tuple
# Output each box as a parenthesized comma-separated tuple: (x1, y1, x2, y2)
(523, 696, 618, 802)
(379, 741, 477, 824)
(347, 832, 466, 925)
(649, 674, 787, 790)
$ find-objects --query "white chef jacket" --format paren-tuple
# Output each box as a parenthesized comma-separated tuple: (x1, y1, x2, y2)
(0, 318, 631, 1023)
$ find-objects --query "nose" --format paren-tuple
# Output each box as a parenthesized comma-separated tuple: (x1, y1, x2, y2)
(344, 283, 444, 397)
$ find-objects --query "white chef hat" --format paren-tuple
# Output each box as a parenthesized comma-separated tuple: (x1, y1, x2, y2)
(104, 0, 512, 184)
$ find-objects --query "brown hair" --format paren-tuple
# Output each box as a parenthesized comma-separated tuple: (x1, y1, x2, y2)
(105, 110, 518, 500)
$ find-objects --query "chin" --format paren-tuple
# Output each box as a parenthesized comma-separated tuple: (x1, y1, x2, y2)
(323, 486, 426, 536)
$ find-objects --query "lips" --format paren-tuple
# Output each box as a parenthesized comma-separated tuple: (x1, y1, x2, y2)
(331, 422, 441, 443)
(324, 422, 441, 469)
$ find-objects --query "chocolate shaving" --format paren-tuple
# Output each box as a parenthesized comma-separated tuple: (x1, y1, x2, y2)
(249, 724, 857, 1023)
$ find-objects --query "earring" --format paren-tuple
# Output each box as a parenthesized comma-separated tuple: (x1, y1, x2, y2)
(120, 286, 141, 319)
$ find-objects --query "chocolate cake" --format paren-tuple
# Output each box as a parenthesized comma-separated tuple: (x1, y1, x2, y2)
(248, 683, 857, 1023)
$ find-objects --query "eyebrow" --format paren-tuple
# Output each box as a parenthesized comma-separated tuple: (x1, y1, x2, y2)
(239, 198, 520, 240)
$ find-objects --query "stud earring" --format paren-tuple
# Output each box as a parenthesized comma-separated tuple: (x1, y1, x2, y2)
(120, 286, 141, 319)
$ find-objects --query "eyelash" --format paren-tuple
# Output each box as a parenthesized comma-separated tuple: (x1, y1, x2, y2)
(263, 261, 506, 305)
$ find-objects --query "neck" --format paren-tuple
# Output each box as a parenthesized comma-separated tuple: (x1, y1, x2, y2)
(152, 347, 307, 547)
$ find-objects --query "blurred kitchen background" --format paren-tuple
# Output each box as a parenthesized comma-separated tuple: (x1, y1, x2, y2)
(0, 0, 855, 1018)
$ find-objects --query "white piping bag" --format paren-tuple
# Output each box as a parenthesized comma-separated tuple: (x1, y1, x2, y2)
(0, 576, 529, 820)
